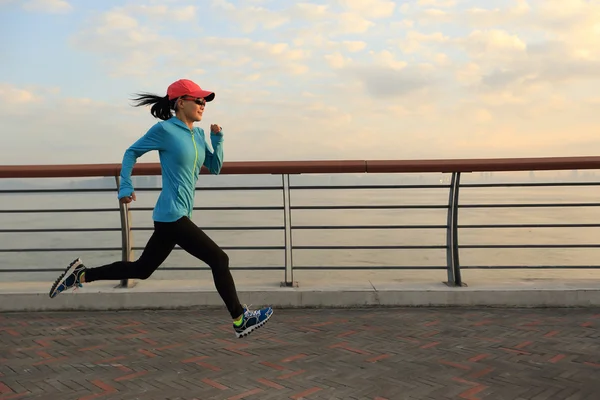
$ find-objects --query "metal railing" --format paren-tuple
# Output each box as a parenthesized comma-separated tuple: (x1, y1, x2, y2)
(2, 157, 600, 288)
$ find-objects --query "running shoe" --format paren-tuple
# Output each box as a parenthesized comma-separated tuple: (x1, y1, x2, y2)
(49, 258, 87, 298)
(233, 305, 273, 338)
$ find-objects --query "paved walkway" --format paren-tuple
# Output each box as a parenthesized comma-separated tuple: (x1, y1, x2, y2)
(1, 307, 599, 400)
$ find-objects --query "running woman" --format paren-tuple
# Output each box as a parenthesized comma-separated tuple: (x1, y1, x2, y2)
(49, 79, 273, 338)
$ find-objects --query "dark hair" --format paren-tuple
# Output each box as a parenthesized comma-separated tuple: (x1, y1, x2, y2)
(131, 92, 177, 120)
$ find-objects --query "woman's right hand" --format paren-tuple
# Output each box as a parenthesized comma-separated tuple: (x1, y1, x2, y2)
(120, 192, 137, 204)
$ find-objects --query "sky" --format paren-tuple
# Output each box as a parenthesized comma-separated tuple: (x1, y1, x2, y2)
(1, 0, 600, 165)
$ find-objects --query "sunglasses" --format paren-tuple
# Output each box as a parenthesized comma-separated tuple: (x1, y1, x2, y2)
(181, 96, 206, 106)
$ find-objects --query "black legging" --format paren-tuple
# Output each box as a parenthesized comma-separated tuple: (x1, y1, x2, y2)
(85, 216, 244, 319)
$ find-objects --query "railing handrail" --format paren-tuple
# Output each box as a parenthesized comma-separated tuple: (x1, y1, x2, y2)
(2, 156, 600, 178)
(3, 157, 600, 287)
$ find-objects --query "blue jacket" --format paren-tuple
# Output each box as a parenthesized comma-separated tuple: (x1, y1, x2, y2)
(117, 116, 224, 222)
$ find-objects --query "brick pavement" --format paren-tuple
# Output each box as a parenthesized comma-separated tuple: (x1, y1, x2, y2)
(0, 306, 599, 400)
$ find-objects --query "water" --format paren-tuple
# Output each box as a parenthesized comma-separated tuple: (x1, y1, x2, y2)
(2, 172, 600, 283)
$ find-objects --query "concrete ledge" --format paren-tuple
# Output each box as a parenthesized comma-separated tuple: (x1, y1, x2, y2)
(1, 280, 599, 311)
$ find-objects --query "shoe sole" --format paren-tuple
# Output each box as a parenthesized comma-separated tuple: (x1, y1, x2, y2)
(235, 309, 273, 338)
(49, 258, 82, 299)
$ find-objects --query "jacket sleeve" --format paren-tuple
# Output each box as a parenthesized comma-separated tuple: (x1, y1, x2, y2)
(203, 128, 224, 175)
(118, 123, 165, 199)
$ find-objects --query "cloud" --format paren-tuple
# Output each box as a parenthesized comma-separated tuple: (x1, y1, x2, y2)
(125, 4, 197, 22)
(461, 29, 527, 55)
(417, 0, 456, 7)
(455, 29, 528, 67)
(291, 2, 330, 20)
(70, 4, 309, 81)
(472, 108, 493, 124)
(0, 84, 145, 164)
(69, 8, 177, 79)
(22, 0, 72, 13)
(411, 8, 453, 25)
(199, 37, 309, 77)
(337, 12, 374, 34)
(455, 62, 481, 85)
(396, 30, 450, 54)
(0, 83, 42, 105)
(342, 41, 367, 52)
(324, 52, 350, 69)
(320, 46, 438, 100)
(211, 0, 289, 33)
(347, 64, 434, 98)
(210, 1, 381, 37)
(481, 58, 600, 89)
(392, 1, 600, 100)
(337, 0, 396, 19)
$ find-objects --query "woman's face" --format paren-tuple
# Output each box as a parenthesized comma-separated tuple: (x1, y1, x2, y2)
(179, 96, 206, 122)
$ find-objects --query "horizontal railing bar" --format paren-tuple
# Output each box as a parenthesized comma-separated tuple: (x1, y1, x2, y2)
(291, 205, 448, 210)
(459, 203, 600, 208)
(172, 206, 281, 211)
(1, 188, 116, 194)
(0, 246, 285, 252)
(293, 266, 446, 270)
(19, 244, 596, 251)
(0, 208, 119, 213)
(131, 206, 283, 211)
(3, 265, 598, 272)
(132, 226, 284, 231)
(4, 182, 597, 193)
(0, 226, 285, 233)
(0, 204, 442, 214)
(3, 183, 597, 193)
(460, 265, 600, 269)
(460, 244, 600, 248)
(290, 185, 450, 190)
(4, 156, 600, 178)
(459, 224, 600, 228)
(292, 225, 447, 230)
(0, 186, 283, 194)
(135, 186, 283, 191)
(0, 206, 283, 213)
(0, 248, 124, 252)
(366, 157, 600, 174)
(293, 244, 600, 249)
(5, 182, 598, 193)
(145, 266, 285, 271)
(0, 266, 285, 273)
(7, 182, 596, 193)
(0, 228, 121, 233)
(135, 246, 283, 251)
(293, 245, 446, 249)
(461, 182, 600, 188)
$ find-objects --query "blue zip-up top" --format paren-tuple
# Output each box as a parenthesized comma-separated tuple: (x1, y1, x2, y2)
(117, 116, 224, 222)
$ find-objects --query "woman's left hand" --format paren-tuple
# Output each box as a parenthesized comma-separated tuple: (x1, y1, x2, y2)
(210, 124, 221, 133)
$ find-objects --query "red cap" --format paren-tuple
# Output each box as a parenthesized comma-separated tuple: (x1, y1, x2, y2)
(167, 79, 215, 102)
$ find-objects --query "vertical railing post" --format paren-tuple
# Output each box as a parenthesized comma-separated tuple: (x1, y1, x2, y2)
(281, 173, 296, 287)
(445, 172, 457, 286)
(452, 172, 463, 286)
(115, 176, 133, 288)
(445, 172, 464, 287)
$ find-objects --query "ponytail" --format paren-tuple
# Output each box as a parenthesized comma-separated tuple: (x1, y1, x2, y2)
(131, 92, 176, 120)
